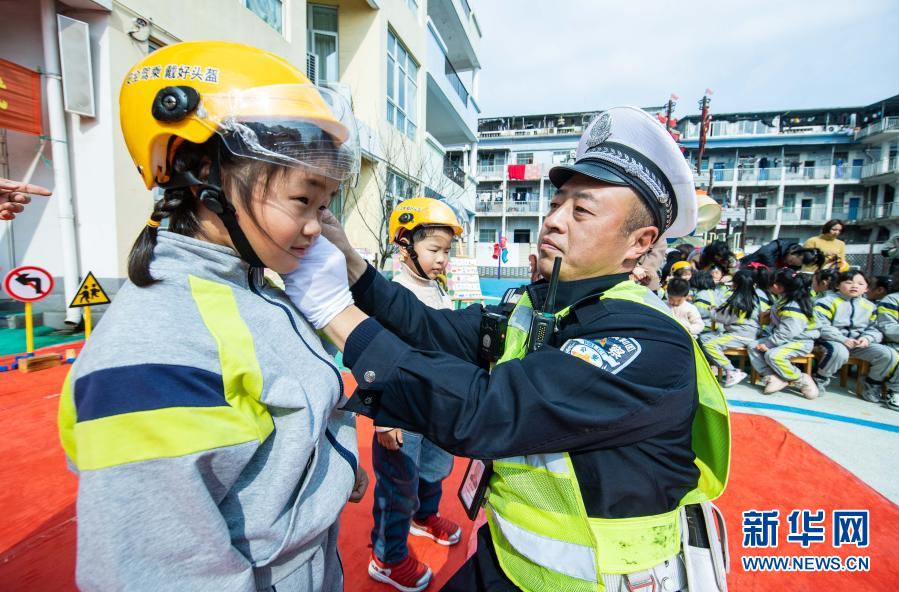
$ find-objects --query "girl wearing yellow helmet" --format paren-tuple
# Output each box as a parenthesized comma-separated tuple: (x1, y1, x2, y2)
(58, 42, 364, 591)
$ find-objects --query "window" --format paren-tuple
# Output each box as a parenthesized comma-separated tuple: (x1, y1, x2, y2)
(386, 170, 414, 202)
(307, 5, 339, 83)
(387, 31, 418, 139)
(147, 38, 164, 52)
(479, 228, 496, 243)
(242, 0, 283, 34)
(513, 229, 530, 243)
(516, 153, 533, 165)
(552, 150, 570, 164)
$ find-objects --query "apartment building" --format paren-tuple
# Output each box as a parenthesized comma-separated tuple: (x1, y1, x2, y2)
(472, 97, 898, 269)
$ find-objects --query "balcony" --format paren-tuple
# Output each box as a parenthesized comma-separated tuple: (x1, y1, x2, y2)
(746, 205, 827, 225)
(475, 194, 542, 215)
(697, 165, 859, 186)
(860, 201, 899, 221)
(425, 20, 478, 146)
(830, 205, 862, 223)
(479, 125, 584, 140)
(443, 160, 465, 188)
(861, 156, 899, 179)
(856, 116, 899, 141)
(476, 164, 505, 180)
(427, 0, 481, 72)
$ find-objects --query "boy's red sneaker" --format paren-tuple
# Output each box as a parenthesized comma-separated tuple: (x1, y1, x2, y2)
(410, 514, 461, 546)
(368, 553, 432, 592)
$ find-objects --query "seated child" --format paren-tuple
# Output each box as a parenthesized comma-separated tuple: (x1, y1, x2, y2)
(871, 274, 899, 411)
(748, 268, 819, 398)
(814, 270, 898, 404)
(666, 278, 703, 336)
(689, 270, 718, 334)
(700, 270, 762, 387)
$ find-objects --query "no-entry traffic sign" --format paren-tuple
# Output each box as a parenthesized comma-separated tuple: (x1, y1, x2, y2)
(3, 265, 54, 302)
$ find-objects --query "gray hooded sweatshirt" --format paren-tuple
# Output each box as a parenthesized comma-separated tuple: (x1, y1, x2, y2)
(58, 232, 357, 591)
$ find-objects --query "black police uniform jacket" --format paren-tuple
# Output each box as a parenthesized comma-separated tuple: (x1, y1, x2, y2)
(343, 264, 699, 520)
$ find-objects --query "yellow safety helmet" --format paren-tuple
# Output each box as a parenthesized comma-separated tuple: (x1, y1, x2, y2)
(671, 260, 693, 274)
(389, 197, 463, 245)
(119, 41, 359, 189)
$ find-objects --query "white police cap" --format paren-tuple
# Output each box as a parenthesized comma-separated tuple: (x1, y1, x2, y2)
(549, 106, 697, 239)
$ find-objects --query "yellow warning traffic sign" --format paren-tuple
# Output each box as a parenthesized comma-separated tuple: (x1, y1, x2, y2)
(70, 272, 111, 308)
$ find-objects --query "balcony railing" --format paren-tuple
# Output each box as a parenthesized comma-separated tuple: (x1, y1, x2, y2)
(701, 166, 842, 184)
(833, 165, 862, 180)
(506, 197, 541, 213)
(475, 195, 542, 214)
(830, 205, 862, 222)
(747, 205, 827, 224)
(444, 56, 469, 106)
(856, 116, 899, 140)
(444, 160, 465, 188)
(478, 125, 586, 139)
(861, 201, 899, 220)
(862, 156, 899, 178)
(477, 164, 505, 178)
(783, 166, 831, 181)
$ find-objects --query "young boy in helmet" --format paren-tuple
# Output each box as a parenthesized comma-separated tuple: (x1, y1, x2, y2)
(58, 42, 365, 591)
(367, 197, 463, 592)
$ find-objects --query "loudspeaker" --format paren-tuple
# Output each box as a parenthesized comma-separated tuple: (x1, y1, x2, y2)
(57, 15, 95, 117)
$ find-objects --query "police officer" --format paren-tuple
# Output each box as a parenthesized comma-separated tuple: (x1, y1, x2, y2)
(286, 106, 731, 592)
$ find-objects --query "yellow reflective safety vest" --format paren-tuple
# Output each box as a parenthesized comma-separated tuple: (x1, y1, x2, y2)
(486, 279, 731, 592)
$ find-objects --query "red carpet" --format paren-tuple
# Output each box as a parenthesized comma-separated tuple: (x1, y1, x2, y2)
(0, 346, 896, 591)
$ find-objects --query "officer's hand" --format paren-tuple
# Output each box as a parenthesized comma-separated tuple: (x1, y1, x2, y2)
(376, 428, 404, 451)
(349, 467, 369, 503)
(282, 235, 353, 329)
(320, 210, 368, 285)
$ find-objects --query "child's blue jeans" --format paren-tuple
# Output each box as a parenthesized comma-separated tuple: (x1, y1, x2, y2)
(371, 430, 454, 563)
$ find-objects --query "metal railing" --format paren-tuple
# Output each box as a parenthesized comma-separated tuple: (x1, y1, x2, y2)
(705, 166, 834, 183)
(444, 160, 465, 188)
(783, 166, 831, 181)
(861, 201, 899, 220)
(833, 165, 862, 180)
(862, 156, 899, 178)
(746, 205, 827, 224)
(830, 205, 862, 222)
(477, 125, 586, 139)
(506, 198, 541, 213)
(734, 168, 783, 182)
(475, 196, 542, 214)
(477, 164, 505, 178)
(856, 116, 899, 139)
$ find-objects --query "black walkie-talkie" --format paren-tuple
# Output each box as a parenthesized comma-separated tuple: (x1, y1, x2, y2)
(527, 256, 562, 353)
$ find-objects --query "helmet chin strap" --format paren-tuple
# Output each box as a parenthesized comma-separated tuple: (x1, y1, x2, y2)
(401, 236, 431, 281)
(161, 145, 266, 269)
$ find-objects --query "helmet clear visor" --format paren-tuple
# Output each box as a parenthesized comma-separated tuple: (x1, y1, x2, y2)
(200, 84, 360, 182)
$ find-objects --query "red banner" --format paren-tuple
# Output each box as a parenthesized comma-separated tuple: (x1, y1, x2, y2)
(0, 59, 43, 136)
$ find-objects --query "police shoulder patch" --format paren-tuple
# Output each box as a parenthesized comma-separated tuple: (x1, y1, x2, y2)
(560, 337, 642, 374)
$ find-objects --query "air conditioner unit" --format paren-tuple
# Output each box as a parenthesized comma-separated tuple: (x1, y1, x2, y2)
(306, 53, 318, 85)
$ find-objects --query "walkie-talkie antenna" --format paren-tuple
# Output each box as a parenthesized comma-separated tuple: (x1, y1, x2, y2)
(543, 257, 562, 313)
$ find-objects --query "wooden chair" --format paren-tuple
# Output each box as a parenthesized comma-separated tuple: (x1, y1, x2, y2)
(712, 347, 749, 378)
(840, 357, 871, 398)
(749, 354, 814, 385)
